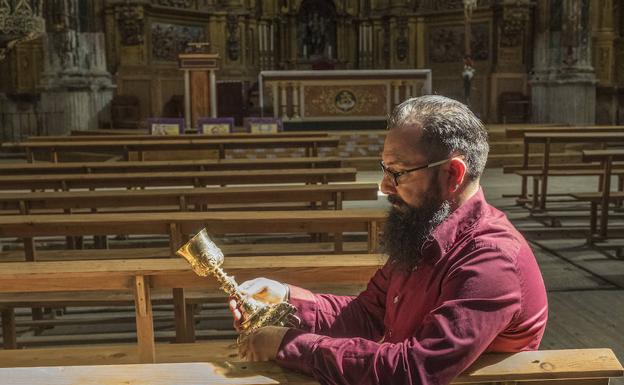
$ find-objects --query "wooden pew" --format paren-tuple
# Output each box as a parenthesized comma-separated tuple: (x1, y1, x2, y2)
(0, 183, 379, 215)
(27, 131, 329, 142)
(0, 255, 386, 359)
(0, 168, 356, 191)
(569, 149, 624, 241)
(0, 347, 620, 385)
(0, 157, 344, 176)
(517, 132, 624, 210)
(505, 125, 624, 139)
(0, 209, 387, 262)
(2, 137, 340, 162)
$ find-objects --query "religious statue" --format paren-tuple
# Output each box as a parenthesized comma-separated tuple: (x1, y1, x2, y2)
(296, 0, 336, 60)
(303, 12, 328, 56)
(462, 55, 475, 106)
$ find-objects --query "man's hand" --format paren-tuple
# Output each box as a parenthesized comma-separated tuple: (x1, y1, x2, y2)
(229, 277, 289, 330)
(238, 326, 289, 361)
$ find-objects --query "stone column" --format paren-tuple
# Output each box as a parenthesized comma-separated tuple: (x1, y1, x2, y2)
(40, 0, 114, 134)
(530, 0, 596, 125)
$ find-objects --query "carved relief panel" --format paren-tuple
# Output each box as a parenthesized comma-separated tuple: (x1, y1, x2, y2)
(115, 4, 144, 46)
(150, 22, 206, 62)
(428, 23, 490, 63)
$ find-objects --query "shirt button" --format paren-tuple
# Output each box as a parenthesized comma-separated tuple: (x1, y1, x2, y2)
(393, 295, 399, 304)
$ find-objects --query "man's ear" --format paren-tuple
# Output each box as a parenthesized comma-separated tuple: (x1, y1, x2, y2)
(447, 157, 467, 192)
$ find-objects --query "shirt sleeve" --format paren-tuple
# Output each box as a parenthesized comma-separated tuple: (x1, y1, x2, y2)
(285, 260, 392, 340)
(276, 245, 523, 385)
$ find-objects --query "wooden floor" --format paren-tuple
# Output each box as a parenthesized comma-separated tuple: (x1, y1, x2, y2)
(1, 166, 623, 384)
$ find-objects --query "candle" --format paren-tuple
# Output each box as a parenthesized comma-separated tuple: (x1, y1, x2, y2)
(259, 25, 264, 51)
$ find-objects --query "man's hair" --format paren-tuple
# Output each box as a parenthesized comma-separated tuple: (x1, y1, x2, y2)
(387, 95, 489, 181)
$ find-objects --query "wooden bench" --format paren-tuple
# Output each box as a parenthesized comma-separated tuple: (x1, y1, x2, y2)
(0, 209, 387, 262)
(2, 137, 341, 162)
(0, 168, 356, 191)
(517, 132, 624, 210)
(0, 156, 344, 176)
(0, 255, 385, 359)
(0, 346, 620, 385)
(28, 131, 329, 142)
(0, 183, 378, 214)
(514, 168, 624, 211)
(568, 149, 624, 241)
(0, 240, 376, 262)
(504, 125, 624, 139)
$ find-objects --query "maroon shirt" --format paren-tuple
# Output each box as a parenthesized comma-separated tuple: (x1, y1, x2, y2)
(276, 188, 548, 385)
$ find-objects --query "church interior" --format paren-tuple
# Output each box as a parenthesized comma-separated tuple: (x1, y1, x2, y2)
(0, 0, 623, 384)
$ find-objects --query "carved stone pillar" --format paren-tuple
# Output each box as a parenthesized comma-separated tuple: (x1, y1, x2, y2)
(40, 0, 114, 134)
(530, 0, 596, 125)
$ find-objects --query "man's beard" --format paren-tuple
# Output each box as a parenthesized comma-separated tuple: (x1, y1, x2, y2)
(382, 184, 452, 270)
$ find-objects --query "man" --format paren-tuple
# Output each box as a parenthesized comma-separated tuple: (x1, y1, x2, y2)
(230, 95, 548, 385)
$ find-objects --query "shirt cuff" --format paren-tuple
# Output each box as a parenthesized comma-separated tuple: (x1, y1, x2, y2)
(275, 328, 324, 376)
(286, 284, 318, 333)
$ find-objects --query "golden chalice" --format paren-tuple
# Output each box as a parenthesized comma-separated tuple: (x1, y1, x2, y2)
(176, 228, 297, 341)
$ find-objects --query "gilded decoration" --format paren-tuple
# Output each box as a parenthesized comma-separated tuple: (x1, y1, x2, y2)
(429, 23, 489, 63)
(304, 85, 386, 117)
(115, 4, 144, 46)
(500, 1, 531, 47)
(419, 0, 464, 11)
(151, 22, 205, 61)
(152, 0, 193, 7)
(396, 16, 408, 62)
(226, 14, 239, 61)
(418, 0, 492, 11)
(297, 0, 336, 59)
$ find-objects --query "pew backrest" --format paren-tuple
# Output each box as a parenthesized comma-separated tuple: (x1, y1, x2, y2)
(0, 168, 356, 191)
(0, 183, 378, 213)
(0, 157, 344, 176)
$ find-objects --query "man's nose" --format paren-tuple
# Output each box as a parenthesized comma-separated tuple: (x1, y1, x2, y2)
(380, 173, 396, 195)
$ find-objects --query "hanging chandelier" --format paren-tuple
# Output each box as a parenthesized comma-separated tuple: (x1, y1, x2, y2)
(0, 0, 45, 60)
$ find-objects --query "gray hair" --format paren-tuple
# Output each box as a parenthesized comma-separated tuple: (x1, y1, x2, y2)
(387, 95, 489, 181)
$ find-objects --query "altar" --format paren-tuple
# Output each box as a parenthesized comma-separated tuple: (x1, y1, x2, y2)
(259, 70, 432, 125)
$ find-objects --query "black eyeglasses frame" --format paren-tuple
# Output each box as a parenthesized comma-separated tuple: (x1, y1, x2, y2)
(380, 158, 451, 186)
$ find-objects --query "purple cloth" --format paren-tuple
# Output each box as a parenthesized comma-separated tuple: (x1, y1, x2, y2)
(276, 188, 548, 385)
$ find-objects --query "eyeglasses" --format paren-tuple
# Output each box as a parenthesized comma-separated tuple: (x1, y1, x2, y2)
(380, 158, 451, 187)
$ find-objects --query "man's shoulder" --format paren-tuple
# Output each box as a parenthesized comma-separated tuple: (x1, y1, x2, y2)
(467, 203, 528, 259)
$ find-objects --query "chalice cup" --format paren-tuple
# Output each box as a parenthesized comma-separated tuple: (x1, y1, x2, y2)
(176, 228, 297, 343)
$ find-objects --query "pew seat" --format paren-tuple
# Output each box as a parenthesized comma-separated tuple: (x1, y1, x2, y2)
(0, 344, 620, 385)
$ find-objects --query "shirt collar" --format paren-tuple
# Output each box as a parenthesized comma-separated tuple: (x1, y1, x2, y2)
(423, 187, 488, 258)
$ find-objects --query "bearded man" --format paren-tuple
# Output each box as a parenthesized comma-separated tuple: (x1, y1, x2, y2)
(230, 95, 548, 385)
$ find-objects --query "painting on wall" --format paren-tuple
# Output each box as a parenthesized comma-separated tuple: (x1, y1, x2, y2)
(151, 22, 205, 61)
